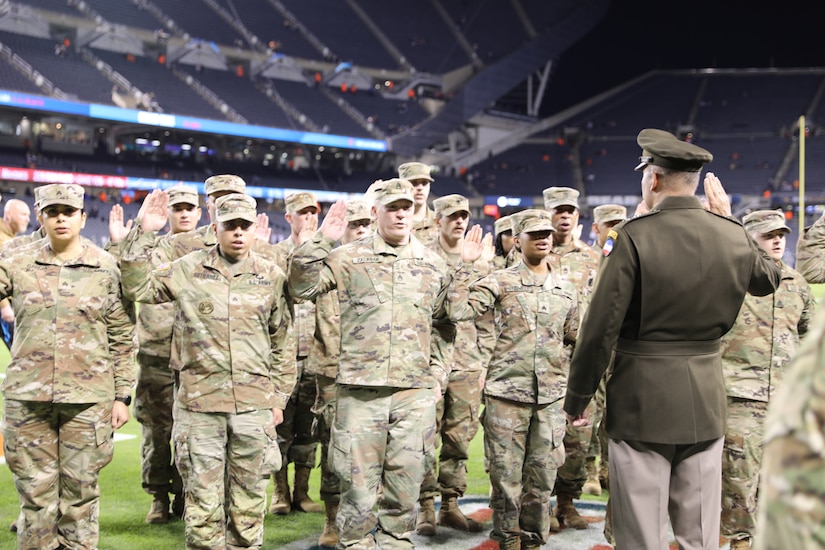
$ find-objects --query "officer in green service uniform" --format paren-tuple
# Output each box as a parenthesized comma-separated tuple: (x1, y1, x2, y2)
(563, 129, 782, 550)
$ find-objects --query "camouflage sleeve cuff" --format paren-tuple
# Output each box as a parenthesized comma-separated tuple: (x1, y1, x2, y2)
(271, 393, 289, 410)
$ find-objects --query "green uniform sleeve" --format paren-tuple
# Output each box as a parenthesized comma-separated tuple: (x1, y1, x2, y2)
(288, 231, 337, 301)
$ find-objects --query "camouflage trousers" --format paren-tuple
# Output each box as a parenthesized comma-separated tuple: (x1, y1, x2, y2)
(721, 397, 768, 541)
(173, 406, 281, 550)
(585, 373, 608, 466)
(134, 353, 182, 496)
(484, 396, 566, 546)
(554, 398, 598, 498)
(311, 374, 339, 503)
(276, 359, 318, 468)
(420, 369, 483, 501)
(2, 399, 114, 550)
(331, 385, 436, 550)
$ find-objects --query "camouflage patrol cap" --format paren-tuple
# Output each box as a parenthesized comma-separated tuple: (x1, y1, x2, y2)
(743, 209, 790, 235)
(204, 174, 246, 196)
(33, 185, 44, 207)
(372, 178, 414, 206)
(38, 183, 84, 210)
(593, 204, 627, 224)
(364, 180, 383, 206)
(634, 129, 713, 172)
(433, 194, 469, 217)
(285, 192, 318, 213)
(512, 209, 555, 235)
(398, 161, 434, 183)
(543, 187, 580, 210)
(345, 199, 371, 222)
(494, 215, 513, 236)
(166, 185, 199, 207)
(215, 194, 257, 224)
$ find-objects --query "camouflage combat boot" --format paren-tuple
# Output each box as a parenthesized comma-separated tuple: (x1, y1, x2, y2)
(438, 496, 483, 532)
(292, 465, 323, 513)
(549, 513, 560, 532)
(582, 458, 602, 496)
(554, 494, 588, 530)
(146, 493, 170, 524)
(416, 497, 437, 536)
(269, 467, 291, 515)
(318, 501, 339, 548)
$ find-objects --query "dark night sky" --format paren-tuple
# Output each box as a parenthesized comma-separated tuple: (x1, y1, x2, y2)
(539, 0, 824, 115)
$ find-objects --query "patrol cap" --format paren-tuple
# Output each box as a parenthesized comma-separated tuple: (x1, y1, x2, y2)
(543, 187, 580, 210)
(398, 161, 434, 183)
(204, 174, 246, 196)
(512, 209, 556, 235)
(285, 192, 318, 213)
(371, 178, 414, 206)
(166, 185, 199, 207)
(364, 180, 383, 206)
(345, 199, 371, 222)
(215, 194, 257, 224)
(634, 129, 713, 172)
(743, 209, 790, 235)
(433, 194, 469, 217)
(494, 215, 513, 236)
(38, 183, 84, 210)
(593, 204, 627, 224)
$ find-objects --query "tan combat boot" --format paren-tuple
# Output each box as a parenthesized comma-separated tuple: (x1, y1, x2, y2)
(730, 538, 751, 550)
(499, 536, 520, 550)
(416, 497, 437, 536)
(318, 501, 339, 547)
(438, 496, 483, 532)
(146, 493, 170, 524)
(549, 512, 560, 532)
(582, 458, 602, 496)
(269, 467, 291, 515)
(555, 494, 588, 530)
(292, 465, 323, 513)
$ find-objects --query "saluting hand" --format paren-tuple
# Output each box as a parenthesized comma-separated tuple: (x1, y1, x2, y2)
(479, 232, 495, 264)
(703, 172, 732, 217)
(461, 225, 484, 263)
(138, 189, 169, 232)
(319, 200, 347, 242)
(297, 215, 318, 245)
(108, 204, 133, 244)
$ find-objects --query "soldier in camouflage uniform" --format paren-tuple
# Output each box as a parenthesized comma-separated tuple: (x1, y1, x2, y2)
(542, 187, 601, 531)
(450, 209, 578, 550)
(795, 206, 825, 283)
(720, 210, 815, 550)
(269, 192, 323, 516)
(309, 199, 372, 548)
(492, 215, 515, 270)
(0, 185, 47, 255)
(754, 305, 825, 550)
(1, 183, 135, 550)
(582, 204, 627, 498)
(120, 192, 296, 550)
(416, 195, 491, 537)
(399, 161, 439, 245)
(117, 185, 202, 523)
(289, 179, 454, 549)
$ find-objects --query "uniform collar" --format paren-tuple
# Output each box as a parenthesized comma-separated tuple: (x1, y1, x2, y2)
(652, 195, 704, 211)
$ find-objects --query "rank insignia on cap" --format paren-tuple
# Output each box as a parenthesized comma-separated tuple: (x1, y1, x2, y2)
(603, 230, 618, 256)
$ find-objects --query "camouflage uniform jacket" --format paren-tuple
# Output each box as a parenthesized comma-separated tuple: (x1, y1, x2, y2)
(722, 262, 815, 402)
(307, 288, 339, 378)
(448, 261, 578, 404)
(274, 237, 315, 359)
(289, 230, 453, 389)
(549, 238, 601, 315)
(795, 216, 825, 283)
(414, 207, 438, 246)
(0, 242, 135, 403)
(430, 243, 492, 373)
(0, 227, 46, 254)
(120, 243, 296, 413)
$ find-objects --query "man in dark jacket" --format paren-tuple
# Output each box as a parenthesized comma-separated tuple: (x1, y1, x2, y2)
(563, 129, 781, 550)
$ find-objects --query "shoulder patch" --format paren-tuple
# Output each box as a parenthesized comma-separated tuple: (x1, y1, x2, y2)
(603, 230, 618, 257)
(155, 262, 172, 276)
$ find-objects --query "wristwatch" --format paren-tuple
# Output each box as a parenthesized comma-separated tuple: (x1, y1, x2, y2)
(115, 395, 132, 406)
